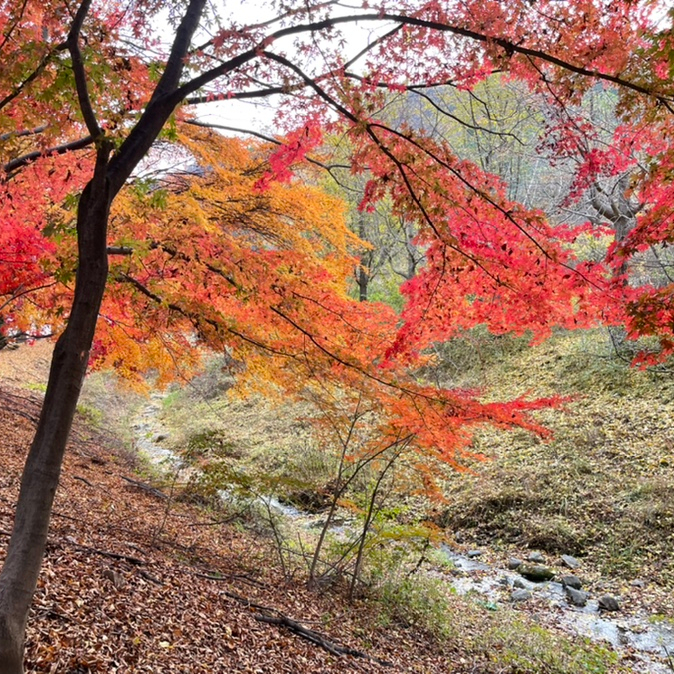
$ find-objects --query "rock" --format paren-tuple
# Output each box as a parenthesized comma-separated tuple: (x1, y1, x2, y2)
(560, 574, 582, 590)
(513, 578, 527, 589)
(560, 554, 580, 569)
(498, 576, 510, 587)
(598, 595, 620, 612)
(507, 557, 523, 570)
(511, 589, 532, 602)
(467, 549, 483, 558)
(102, 568, 125, 590)
(565, 587, 589, 607)
(154, 433, 168, 443)
(527, 551, 545, 563)
(518, 564, 555, 582)
(629, 579, 646, 588)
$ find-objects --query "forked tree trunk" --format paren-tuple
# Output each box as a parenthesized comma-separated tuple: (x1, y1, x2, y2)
(0, 158, 112, 674)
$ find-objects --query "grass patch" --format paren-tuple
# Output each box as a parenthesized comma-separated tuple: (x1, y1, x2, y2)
(373, 574, 618, 673)
(434, 328, 674, 585)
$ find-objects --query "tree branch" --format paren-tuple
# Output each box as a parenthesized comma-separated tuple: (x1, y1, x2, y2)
(0, 47, 64, 113)
(2, 135, 94, 176)
(0, 125, 47, 142)
(107, 0, 209, 193)
(67, 0, 102, 138)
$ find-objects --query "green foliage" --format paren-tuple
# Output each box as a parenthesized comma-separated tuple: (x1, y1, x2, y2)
(75, 402, 103, 427)
(367, 275, 405, 313)
(372, 570, 616, 674)
(374, 574, 454, 639)
(129, 178, 169, 209)
(183, 429, 240, 461)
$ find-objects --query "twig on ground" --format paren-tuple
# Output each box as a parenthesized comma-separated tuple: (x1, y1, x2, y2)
(121, 475, 169, 500)
(255, 614, 393, 666)
(136, 569, 163, 585)
(70, 542, 147, 566)
(222, 589, 392, 667)
(194, 571, 268, 588)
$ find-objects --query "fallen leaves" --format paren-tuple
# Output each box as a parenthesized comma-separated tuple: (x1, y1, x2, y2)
(0, 382, 453, 673)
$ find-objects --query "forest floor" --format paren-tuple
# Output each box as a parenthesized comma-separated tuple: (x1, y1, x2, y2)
(0, 337, 670, 673)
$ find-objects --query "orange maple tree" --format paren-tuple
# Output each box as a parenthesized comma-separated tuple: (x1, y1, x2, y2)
(2, 0, 674, 671)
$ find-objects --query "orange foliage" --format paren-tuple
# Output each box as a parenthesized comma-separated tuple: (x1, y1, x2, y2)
(88, 126, 560, 480)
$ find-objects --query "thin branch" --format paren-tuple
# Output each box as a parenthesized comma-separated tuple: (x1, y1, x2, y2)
(409, 88, 527, 144)
(183, 120, 350, 171)
(188, 12, 672, 109)
(0, 0, 30, 52)
(185, 85, 290, 105)
(0, 46, 65, 112)
(255, 613, 393, 666)
(184, 119, 281, 144)
(107, 246, 134, 256)
(2, 135, 94, 175)
(67, 0, 102, 137)
(0, 125, 47, 142)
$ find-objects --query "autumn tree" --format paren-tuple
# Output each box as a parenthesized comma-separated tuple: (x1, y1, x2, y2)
(2, 1, 674, 671)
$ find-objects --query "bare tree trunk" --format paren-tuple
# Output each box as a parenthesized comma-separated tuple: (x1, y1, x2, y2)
(357, 216, 370, 301)
(589, 176, 641, 354)
(0, 150, 112, 673)
(0, 1, 208, 666)
(357, 263, 370, 301)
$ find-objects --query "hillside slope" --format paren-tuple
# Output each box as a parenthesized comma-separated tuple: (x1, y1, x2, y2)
(0, 390, 454, 671)
(0, 339, 648, 673)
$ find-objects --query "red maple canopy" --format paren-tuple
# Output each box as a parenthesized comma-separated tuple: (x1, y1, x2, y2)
(1, 1, 674, 670)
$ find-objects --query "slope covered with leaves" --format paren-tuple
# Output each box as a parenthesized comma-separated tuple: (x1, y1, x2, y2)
(436, 329, 674, 601)
(0, 343, 626, 674)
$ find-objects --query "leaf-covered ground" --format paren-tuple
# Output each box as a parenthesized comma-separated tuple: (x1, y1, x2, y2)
(0, 341, 630, 674)
(0, 386, 450, 673)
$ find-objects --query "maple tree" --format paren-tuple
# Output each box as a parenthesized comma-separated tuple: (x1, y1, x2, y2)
(2, 0, 674, 670)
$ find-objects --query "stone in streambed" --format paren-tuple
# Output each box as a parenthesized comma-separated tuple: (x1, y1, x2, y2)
(467, 549, 484, 558)
(507, 557, 523, 570)
(527, 551, 545, 563)
(565, 587, 589, 607)
(560, 554, 580, 569)
(560, 574, 582, 590)
(518, 564, 555, 582)
(511, 589, 531, 602)
(598, 595, 621, 612)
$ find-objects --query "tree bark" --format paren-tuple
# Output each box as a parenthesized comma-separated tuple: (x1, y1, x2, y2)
(0, 150, 112, 674)
(0, 0, 211, 665)
(356, 216, 369, 301)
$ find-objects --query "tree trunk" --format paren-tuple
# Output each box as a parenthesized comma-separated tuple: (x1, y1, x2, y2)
(0, 2, 215, 666)
(0, 157, 111, 674)
(357, 262, 369, 301)
(357, 216, 370, 301)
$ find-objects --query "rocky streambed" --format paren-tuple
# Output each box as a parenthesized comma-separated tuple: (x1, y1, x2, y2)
(133, 394, 674, 673)
(440, 547, 674, 673)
